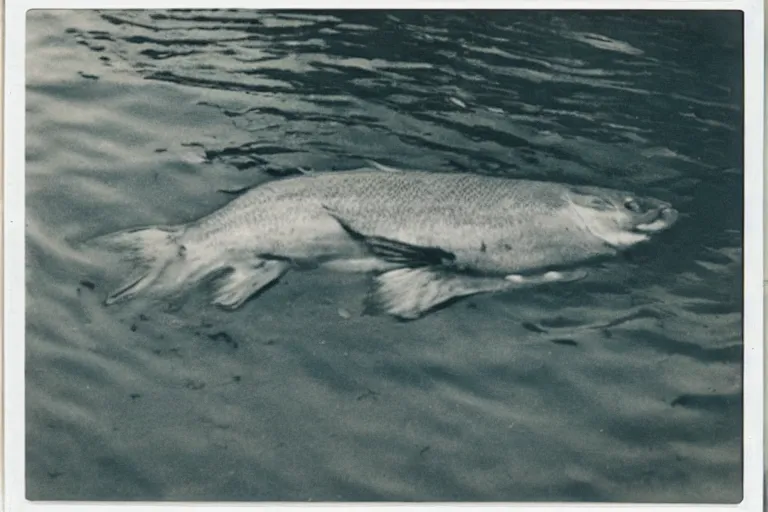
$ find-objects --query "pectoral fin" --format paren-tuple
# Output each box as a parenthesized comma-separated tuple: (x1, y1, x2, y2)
(325, 209, 455, 267)
(366, 268, 514, 320)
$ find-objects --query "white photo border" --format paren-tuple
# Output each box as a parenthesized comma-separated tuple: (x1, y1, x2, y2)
(5, 1, 764, 511)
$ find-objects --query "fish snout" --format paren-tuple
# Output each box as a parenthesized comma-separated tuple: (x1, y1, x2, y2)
(660, 206, 678, 224)
(634, 206, 679, 233)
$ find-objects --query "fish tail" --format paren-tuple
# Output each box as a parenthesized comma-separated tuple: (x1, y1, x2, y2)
(90, 225, 215, 305)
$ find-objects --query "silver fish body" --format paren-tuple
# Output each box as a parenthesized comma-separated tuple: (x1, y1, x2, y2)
(96, 167, 679, 319)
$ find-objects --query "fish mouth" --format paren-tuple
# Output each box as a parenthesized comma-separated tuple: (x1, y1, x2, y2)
(633, 207, 679, 233)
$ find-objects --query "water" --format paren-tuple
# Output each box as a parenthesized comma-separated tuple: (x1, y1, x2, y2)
(25, 10, 743, 502)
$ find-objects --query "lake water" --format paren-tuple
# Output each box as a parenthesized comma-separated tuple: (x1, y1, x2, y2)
(25, 9, 744, 502)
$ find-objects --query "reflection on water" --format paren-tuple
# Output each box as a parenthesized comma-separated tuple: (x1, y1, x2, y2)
(26, 9, 743, 502)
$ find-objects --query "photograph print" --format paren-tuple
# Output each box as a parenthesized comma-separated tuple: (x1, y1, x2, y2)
(23, 8, 746, 504)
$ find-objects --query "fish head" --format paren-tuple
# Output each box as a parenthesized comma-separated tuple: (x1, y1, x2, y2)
(565, 185, 679, 249)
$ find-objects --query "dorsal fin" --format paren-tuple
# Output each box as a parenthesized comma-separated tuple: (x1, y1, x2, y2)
(217, 185, 256, 196)
(365, 160, 404, 173)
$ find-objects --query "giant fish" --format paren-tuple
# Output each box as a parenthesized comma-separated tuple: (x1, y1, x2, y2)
(95, 164, 679, 319)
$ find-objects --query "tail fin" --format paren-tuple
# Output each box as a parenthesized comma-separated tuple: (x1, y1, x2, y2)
(89, 225, 212, 306)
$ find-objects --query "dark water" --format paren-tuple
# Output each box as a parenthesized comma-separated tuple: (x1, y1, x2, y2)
(26, 10, 744, 502)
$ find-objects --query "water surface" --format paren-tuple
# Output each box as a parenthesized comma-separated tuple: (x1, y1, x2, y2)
(26, 9, 743, 502)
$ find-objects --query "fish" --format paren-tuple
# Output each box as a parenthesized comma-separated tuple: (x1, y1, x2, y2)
(91, 164, 679, 320)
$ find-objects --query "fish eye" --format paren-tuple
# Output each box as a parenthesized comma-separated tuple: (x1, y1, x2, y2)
(624, 199, 641, 213)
